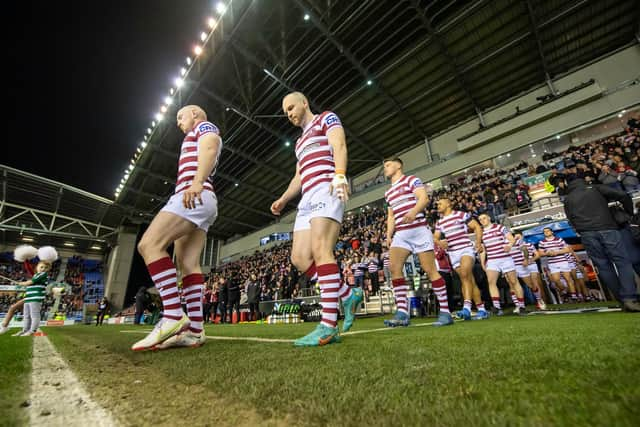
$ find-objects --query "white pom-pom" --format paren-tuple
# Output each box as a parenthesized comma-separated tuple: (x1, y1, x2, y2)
(14, 245, 38, 262)
(37, 246, 59, 263)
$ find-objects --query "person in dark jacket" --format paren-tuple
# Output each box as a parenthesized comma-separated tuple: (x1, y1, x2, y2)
(134, 286, 149, 325)
(217, 277, 228, 323)
(563, 177, 640, 311)
(226, 273, 241, 323)
(245, 274, 260, 321)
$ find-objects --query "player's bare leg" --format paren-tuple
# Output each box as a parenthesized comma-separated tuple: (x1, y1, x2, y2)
(417, 251, 454, 326)
(385, 246, 412, 327)
(571, 270, 588, 301)
(561, 271, 577, 300)
(520, 275, 546, 309)
(155, 228, 208, 350)
(0, 299, 24, 334)
(132, 212, 198, 351)
(456, 255, 487, 320)
(295, 217, 360, 346)
(485, 269, 504, 315)
(505, 271, 527, 315)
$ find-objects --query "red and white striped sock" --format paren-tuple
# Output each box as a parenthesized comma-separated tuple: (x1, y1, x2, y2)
(317, 263, 340, 329)
(463, 300, 472, 312)
(183, 273, 204, 334)
(305, 263, 317, 282)
(431, 277, 450, 314)
(517, 297, 525, 308)
(492, 297, 502, 310)
(511, 291, 518, 306)
(477, 302, 486, 312)
(338, 280, 352, 301)
(533, 288, 542, 301)
(147, 257, 183, 320)
(392, 278, 409, 314)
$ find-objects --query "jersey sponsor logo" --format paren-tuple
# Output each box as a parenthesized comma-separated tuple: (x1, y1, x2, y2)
(325, 114, 340, 127)
(198, 123, 218, 134)
(310, 201, 326, 212)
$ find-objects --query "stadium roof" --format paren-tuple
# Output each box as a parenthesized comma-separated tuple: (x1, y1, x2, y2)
(0, 164, 134, 254)
(116, 0, 639, 240)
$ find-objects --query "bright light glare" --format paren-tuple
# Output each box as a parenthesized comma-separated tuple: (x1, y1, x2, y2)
(141, 141, 147, 148)
(180, 67, 187, 76)
(194, 45, 203, 56)
(164, 96, 173, 105)
(200, 32, 207, 42)
(155, 113, 164, 122)
(161, 105, 168, 113)
(208, 17, 216, 28)
(216, 2, 227, 14)
(304, 13, 310, 21)
(174, 77, 184, 88)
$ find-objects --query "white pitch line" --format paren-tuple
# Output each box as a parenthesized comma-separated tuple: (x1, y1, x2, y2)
(28, 335, 119, 427)
(119, 320, 441, 343)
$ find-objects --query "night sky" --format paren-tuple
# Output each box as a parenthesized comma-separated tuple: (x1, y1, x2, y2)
(7, 1, 211, 198)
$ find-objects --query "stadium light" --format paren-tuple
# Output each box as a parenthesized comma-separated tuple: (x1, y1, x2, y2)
(147, 128, 152, 134)
(136, 147, 142, 154)
(186, 56, 192, 66)
(164, 96, 173, 105)
(200, 31, 207, 42)
(556, 135, 560, 140)
(63, 242, 75, 247)
(194, 45, 203, 56)
(130, 158, 135, 165)
(304, 13, 310, 21)
(216, 2, 227, 14)
(90, 245, 102, 251)
(141, 141, 147, 148)
(366, 79, 373, 86)
(21, 236, 34, 242)
(124, 173, 129, 179)
(170, 87, 175, 95)
(180, 67, 187, 76)
(618, 113, 623, 118)
(208, 17, 216, 28)
(285, 141, 291, 147)
(151, 121, 156, 127)
(160, 105, 167, 114)
(128, 164, 134, 171)
(234, 183, 239, 187)
(156, 113, 164, 122)
(174, 77, 184, 88)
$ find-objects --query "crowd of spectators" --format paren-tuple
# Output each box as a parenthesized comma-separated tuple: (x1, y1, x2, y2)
(205, 116, 639, 316)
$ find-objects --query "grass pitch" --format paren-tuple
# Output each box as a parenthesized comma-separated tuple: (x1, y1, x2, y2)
(3, 310, 639, 426)
(0, 329, 32, 427)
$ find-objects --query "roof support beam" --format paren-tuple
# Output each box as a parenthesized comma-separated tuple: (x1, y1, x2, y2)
(229, 37, 385, 161)
(409, 0, 486, 126)
(524, 0, 558, 95)
(296, 0, 431, 138)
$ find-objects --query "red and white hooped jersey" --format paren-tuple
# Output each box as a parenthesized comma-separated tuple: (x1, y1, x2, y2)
(565, 253, 578, 269)
(538, 236, 569, 265)
(482, 223, 511, 261)
(523, 241, 537, 260)
(435, 210, 474, 251)
(295, 111, 342, 195)
(385, 175, 427, 232)
(175, 121, 221, 194)
(510, 238, 526, 266)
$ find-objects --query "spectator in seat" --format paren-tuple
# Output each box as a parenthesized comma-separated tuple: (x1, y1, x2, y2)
(616, 161, 640, 192)
(598, 164, 623, 190)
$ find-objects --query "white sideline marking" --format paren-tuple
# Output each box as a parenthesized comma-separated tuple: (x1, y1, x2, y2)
(119, 320, 440, 343)
(29, 335, 119, 426)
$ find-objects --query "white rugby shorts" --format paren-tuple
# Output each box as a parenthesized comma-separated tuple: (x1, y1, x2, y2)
(448, 246, 476, 270)
(548, 261, 572, 274)
(160, 190, 218, 232)
(486, 257, 516, 274)
(391, 226, 434, 254)
(294, 183, 344, 232)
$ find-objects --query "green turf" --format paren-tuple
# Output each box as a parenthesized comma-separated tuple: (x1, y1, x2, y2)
(0, 329, 33, 427)
(44, 312, 639, 427)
